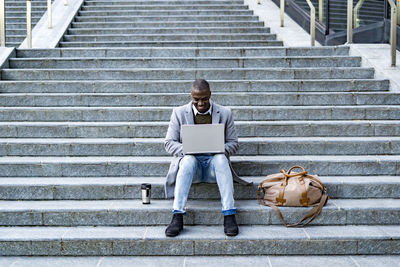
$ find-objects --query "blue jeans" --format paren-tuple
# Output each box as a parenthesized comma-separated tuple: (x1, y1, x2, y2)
(172, 154, 236, 216)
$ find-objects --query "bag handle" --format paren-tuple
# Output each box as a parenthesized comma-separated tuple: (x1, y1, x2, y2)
(281, 166, 308, 178)
(257, 185, 329, 227)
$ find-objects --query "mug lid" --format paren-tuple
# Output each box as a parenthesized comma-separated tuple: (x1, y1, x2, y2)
(141, 183, 151, 189)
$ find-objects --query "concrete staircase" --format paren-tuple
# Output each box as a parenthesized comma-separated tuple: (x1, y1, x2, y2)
(4, 0, 52, 47)
(0, 0, 399, 260)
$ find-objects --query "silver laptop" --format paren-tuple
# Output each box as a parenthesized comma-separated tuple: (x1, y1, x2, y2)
(182, 124, 225, 154)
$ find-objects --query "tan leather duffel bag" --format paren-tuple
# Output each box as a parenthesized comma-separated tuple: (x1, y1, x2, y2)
(257, 166, 329, 227)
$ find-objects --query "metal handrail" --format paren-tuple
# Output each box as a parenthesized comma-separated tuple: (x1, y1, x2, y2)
(305, 0, 316, 46)
(27, 0, 32, 48)
(397, 0, 399, 25)
(347, 0, 353, 43)
(280, 0, 284, 27)
(0, 0, 5, 47)
(319, 0, 324, 23)
(48, 0, 53, 29)
(353, 0, 365, 28)
(387, 0, 397, 66)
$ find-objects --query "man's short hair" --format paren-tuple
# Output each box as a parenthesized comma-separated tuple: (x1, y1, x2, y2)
(191, 79, 210, 92)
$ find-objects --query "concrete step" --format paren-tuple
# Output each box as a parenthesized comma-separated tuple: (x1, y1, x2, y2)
(6, 4, 47, 8)
(77, 10, 255, 16)
(6, 7, 47, 12)
(5, 17, 41, 23)
(5, 1, 49, 5)
(81, 4, 250, 11)
(1, 255, 400, 266)
(59, 40, 284, 47)
(0, 155, 399, 177)
(0, 225, 398, 256)
(0, 198, 398, 226)
(0, 79, 388, 93)
(70, 21, 266, 28)
(1, 137, 399, 156)
(1, 67, 375, 80)
(1, 120, 398, 138)
(66, 27, 271, 35)
(16, 47, 349, 58)
(5, 42, 21, 47)
(73, 15, 260, 22)
(6, 29, 26, 35)
(4, 11, 45, 16)
(4, 36, 27, 43)
(62, 33, 278, 42)
(8, 56, 361, 69)
(1, 176, 399, 200)
(84, 0, 245, 5)
(1, 92, 398, 106)
(3, 23, 28, 30)
(0, 105, 398, 121)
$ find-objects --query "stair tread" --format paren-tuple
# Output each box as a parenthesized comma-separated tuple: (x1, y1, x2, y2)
(0, 198, 399, 211)
(1, 105, 398, 109)
(2, 136, 400, 142)
(2, 67, 374, 70)
(0, 91, 396, 96)
(1, 120, 398, 125)
(0, 255, 399, 266)
(0, 175, 399, 185)
(0, 225, 397, 241)
(63, 33, 274, 36)
(0, 78, 380, 80)
(9, 56, 358, 59)
(0, 155, 399, 163)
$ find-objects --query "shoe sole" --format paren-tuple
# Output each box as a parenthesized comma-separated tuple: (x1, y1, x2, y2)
(225, 232, 239, 236)
(165, 227, 183, 237)
(165, 232, 179, 237)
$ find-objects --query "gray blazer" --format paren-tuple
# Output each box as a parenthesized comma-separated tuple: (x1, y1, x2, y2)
(164, 101, 251, 198)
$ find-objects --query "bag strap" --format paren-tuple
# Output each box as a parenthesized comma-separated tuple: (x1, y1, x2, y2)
(257, 185, 329, 227)
(298, 176, 310, 207)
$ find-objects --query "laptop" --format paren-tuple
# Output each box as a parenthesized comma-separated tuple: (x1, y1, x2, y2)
(182, 124, 225, 154)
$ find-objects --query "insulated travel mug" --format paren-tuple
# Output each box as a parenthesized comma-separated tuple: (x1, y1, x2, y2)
(141, 183, 151, 204)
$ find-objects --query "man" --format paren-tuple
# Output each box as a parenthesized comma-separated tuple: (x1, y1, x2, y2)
(164, 79, 251, 237)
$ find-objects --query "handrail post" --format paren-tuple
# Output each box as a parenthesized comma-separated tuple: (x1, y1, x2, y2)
(27, 0, 32, 48)
(347, 0, 353, 43)
(0, 0, 5, 47)
(305, 0, 316, 46)
(257, 0, 261, 5)
(280, 0, 284, 27)
(387, 0, 397, 67)
(397, 0, 399, 25)
(353, 0, 365, 28)
(64, 0, 68, 6)
(319, 0, 324, 23)
(48, 0, 52, 29)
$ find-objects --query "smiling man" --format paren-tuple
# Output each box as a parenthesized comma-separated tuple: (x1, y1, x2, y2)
(164, 79, 250, 237)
